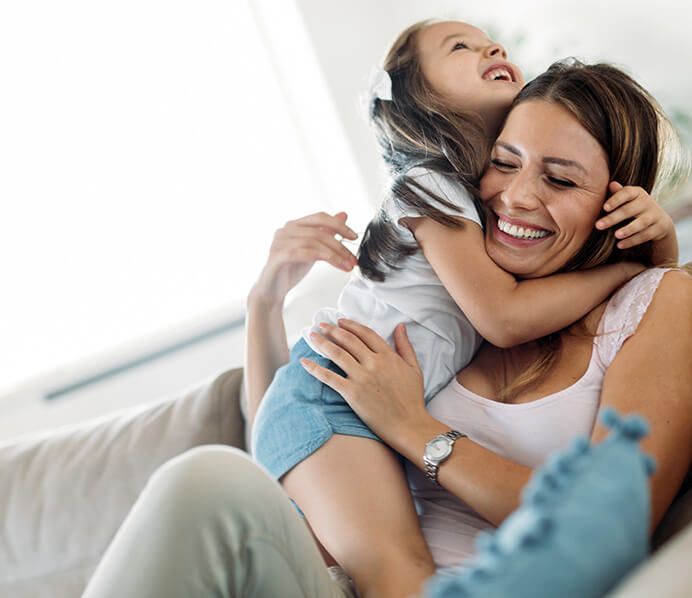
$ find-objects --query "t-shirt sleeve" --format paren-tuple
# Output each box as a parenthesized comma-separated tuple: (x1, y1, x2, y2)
(383, 167, 483, 238)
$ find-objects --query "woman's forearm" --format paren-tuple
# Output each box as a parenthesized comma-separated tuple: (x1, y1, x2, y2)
(394, 415, 533, 527)
(244, 289, 290, 428)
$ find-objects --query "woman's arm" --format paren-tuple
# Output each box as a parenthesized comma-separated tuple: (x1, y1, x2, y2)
(589, 270, 692, 529)
(302, 277, 692, 530)
(244, 211, 358, 427)
(408, 217, 643, 348)
(300, 320, 531, 526)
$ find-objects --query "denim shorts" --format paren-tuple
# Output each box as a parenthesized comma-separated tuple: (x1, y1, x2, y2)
(251, 338, 380, 480)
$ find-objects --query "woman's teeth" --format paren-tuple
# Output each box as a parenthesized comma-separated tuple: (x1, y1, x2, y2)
(497, 218, 549, 240)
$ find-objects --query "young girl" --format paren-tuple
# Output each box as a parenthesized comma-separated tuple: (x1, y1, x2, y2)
(250, 20, 679, 597)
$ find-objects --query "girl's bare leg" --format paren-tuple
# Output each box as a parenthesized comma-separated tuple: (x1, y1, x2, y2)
(283, 435, 435, 598)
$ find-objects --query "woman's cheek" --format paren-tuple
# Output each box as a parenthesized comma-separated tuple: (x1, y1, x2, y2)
(479, 171, 502, 203)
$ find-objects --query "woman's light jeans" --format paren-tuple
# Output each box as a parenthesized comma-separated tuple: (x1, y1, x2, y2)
(81, 445, 353, 598)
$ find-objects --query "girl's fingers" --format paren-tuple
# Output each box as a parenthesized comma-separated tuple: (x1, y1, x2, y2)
(596, 201, 643, 230)
(614, 215, 653, 240)
(300, 358, 350, 396)
(603, 184, 639, 212)
(308, 331, 361, 374)
(336, 318, 391, 353)
(318, 322, 373, 364)
(617, 229, 657, 249)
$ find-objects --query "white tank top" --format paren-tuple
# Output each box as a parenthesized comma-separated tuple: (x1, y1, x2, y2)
(409, 268, 672, 569)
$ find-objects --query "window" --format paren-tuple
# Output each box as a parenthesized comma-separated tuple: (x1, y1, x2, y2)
(0, 0, 361, 396)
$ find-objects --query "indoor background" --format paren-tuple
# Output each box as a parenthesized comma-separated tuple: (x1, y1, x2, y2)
(1, 0, 690, 441)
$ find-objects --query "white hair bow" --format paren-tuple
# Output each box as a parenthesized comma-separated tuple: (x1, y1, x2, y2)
(368, 66, 393, 102)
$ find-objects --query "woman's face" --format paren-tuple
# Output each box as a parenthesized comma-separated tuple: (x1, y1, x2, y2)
(480, 100, 610, 278)
(417, 21, 524, 135)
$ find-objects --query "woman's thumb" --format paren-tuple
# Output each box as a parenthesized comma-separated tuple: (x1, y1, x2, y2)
(394, 324, 420, 368)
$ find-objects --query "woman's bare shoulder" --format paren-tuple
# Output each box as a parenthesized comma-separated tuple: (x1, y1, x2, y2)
(648, 269, 692, 311)
(632, 268, 692, 338)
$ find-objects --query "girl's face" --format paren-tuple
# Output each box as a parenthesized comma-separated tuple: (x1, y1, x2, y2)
(417, 21, 524, 135)
(480, 100, 610, 278)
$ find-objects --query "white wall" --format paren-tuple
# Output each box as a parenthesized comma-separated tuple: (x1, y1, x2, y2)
(4, 0, 690, 443)
(292, 0, 692, 207)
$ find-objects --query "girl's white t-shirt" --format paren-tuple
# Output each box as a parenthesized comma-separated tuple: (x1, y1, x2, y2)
(302, 167, 484, 399)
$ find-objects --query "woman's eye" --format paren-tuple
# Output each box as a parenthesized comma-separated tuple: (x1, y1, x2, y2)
(547, 176, 576, 188)
(452, 41, 468, 51)
(490, 159, 516, 170)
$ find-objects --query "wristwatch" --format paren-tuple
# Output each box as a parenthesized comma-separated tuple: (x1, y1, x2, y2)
(423, 430, 466, 485)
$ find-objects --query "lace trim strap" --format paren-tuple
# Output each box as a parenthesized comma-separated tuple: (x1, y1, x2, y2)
(596, 268, 672, 368)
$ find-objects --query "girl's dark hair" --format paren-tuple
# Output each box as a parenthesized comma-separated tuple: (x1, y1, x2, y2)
(358, 20, 490, 282)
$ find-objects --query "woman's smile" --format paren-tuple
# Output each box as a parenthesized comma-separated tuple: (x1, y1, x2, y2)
(481, 100, 610, 278)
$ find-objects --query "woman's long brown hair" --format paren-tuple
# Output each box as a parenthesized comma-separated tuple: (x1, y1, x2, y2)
(499, 59, 687, 401)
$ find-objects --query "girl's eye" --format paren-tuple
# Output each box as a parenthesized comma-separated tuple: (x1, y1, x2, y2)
(490, 158, 516, 170)
(452, 41, 468, 51)
(547, 176, 576, 188)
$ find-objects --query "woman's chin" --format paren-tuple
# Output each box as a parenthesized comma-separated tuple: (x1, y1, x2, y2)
(485, 233, 555, 278)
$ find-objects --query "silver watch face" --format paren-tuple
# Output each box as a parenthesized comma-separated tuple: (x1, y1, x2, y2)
(425, 437, 451, 462)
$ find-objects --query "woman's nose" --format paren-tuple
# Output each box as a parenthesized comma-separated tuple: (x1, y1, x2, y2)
(484, 43, 507, 60)
(501, 173, 540, 211)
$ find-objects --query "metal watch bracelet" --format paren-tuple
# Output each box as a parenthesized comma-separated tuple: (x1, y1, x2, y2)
(424, 430, 466, 486)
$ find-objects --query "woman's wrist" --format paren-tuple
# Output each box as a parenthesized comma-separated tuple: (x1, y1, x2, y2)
(390, 413, 451, 469)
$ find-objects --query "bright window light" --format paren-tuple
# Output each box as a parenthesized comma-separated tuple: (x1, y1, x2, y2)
(0, 1, 328, 395)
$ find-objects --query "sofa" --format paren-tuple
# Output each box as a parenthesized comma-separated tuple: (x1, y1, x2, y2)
(0, 366, 690, 597)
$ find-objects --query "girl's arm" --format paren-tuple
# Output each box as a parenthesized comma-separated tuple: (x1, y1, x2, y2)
(302, 277, 692, 530)
(408, 217, 643, 348)
(244, 212, 358, 427)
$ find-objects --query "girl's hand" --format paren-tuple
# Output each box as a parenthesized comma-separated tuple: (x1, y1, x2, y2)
(595, 182, 675, 250)
(300, 319, 429, 446)
(250, 212, 358, 306)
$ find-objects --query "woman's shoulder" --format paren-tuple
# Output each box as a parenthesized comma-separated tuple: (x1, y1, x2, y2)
(595, 267, 691, 367)
(614, 267, 690, 312)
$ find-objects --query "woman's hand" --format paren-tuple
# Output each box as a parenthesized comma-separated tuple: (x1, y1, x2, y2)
(595, 182, 675, 250)
(300, 319, 431, 447)
(249, 211, 359, 307)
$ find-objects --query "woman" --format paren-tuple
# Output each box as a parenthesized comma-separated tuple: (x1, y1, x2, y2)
(82, 62, 691, 598)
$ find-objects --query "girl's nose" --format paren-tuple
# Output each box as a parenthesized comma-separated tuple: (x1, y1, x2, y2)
(484, 43, 507, 60)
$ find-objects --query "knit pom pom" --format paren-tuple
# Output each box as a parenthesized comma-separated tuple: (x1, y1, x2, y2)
(474, 531, 500, 555)
(600, 407, 621, 429)
(620, 415, 650, 440)
(643, 454, 657, 476)
(570, 436, 590, 456)
(517, 515, 553, 548)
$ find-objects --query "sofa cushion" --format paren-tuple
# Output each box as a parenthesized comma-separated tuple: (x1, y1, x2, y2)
(0, 367, 244, 598)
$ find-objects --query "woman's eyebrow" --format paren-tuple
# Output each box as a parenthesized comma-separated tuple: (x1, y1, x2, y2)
(495, 141, 521, 155)
(496, 141, 587, 174)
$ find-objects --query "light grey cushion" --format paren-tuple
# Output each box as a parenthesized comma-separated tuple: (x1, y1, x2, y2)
(608, 520, 692, 597)
(0, 368, 245, 598)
